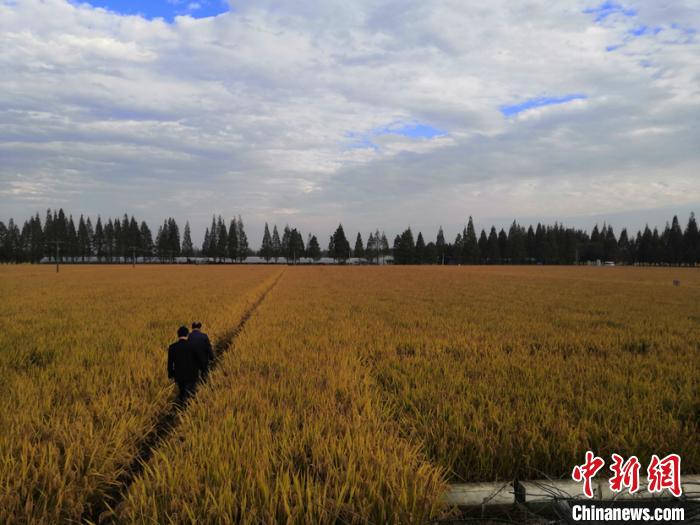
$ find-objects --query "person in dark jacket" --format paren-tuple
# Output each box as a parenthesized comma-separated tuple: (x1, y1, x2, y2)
(188, 321, 214, 379)
(167, 326, 203, 404)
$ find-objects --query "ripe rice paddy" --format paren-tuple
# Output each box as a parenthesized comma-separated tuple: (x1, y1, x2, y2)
(0, 265, 697, 523)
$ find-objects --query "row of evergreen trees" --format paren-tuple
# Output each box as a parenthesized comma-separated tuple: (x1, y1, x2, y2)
(287, 215, 699, 266)
(200, 215, 250, 262)
(0, 210, 221, 263)
(0, 210, 175, 263)
(259, 224, 321, 262)
(0, 209, 697, 266)
(390, 214, 699, 265)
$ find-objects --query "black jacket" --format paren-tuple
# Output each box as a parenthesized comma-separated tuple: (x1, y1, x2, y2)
(188, 330, 214, 372)
(167, 339, 203, 384)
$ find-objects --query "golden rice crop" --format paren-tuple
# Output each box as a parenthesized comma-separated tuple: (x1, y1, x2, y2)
(119, 267, 448, 524)
(340, 266, 699, 481)
(0, 265, 280, 524)
(120, 265, 698, 523)
(2, 265, 698, 523)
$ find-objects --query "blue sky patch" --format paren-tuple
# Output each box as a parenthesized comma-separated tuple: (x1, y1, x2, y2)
(378, 123, 446, 139)
(583, 1, 636, 23)
(500, 94, 587, 117)
(78, 0, 229, 22)
(606, 24, 666, 53)
(629, 25, 662, 37)
(344, 122, 446, 151)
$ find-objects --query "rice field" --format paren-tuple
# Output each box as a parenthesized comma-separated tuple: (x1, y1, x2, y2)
(0, 265, 280, 523)
(1, 265, 698, 523)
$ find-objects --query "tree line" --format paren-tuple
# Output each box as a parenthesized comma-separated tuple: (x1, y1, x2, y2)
(0, 210, 198, 263)
(0, 209, 697, 266)
(389, 215, 698, 266)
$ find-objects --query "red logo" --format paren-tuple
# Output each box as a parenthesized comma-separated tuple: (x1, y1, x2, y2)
(647, 454, 682, 497)
(573, 452, 683, 498)
(609, 454, 641, 494)
(572, 451, 605, 498)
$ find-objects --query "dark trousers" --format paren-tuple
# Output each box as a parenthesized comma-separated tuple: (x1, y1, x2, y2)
(176, 381, 196, 404)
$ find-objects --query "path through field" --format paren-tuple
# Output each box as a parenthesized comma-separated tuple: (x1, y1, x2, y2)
(83, 270, 285, 524)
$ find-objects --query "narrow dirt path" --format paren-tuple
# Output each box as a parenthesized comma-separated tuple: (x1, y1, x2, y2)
(81, 270, 285, 524)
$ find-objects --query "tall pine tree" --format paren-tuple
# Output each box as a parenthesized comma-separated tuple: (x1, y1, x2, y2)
(415, 232, 426, 264)
(260, 223, 272, 262)
(307, 234, 321, 261)
(462, 216, 479, 263)
(182, 221, 194, 257)
(685, 212, 698, 265)
(329, 224, 350, 262)
(271, 225, 281, 262)
(236, 216, 248, 262)
(140, 221, 154, 259)
(227, 219, 239, 262)
(436, 226, 446, 264)
(353, 232, 364, 259)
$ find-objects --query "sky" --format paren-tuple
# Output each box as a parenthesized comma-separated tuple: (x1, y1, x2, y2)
(1, 0, 699, 246)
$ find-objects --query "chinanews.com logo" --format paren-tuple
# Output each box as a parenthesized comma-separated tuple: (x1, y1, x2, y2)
(570, 451, 686, 522)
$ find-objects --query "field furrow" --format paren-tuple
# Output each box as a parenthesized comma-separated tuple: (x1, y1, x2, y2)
(118, 267, 449, 524)
(0, 265, 281, 524)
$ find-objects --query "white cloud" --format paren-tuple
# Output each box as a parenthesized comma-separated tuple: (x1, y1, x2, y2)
(0, 0, 699, 244)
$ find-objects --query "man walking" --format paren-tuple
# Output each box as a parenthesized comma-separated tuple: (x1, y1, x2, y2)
(167, 326, 203, 404)
(188, 321, 214, 379)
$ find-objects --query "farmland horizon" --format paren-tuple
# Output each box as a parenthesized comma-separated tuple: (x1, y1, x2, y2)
(3, 203, 700, 249)
(2, 207, 698, 266)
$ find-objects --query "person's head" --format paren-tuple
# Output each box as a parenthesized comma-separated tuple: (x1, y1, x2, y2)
(177, 326, 189, 339)
(192, 321, 202, 331)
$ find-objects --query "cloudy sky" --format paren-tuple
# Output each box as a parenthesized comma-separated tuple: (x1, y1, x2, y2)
(1, 0, 699, 245)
